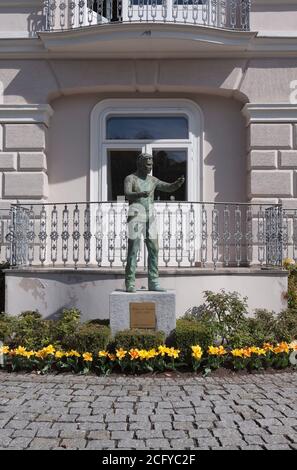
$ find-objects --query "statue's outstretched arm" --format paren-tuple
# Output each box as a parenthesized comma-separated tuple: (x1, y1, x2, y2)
(156, 176, 185, 193)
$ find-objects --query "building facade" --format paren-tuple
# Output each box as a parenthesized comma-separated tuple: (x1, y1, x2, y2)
(0, 0, 296, 319)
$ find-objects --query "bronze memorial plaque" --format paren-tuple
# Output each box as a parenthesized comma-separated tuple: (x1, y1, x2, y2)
(130, 302, 156, 330)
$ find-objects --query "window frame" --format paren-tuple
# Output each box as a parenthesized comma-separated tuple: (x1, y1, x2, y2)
(90, 99, 203, 203)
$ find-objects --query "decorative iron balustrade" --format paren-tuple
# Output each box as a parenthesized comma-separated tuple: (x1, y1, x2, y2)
(0, 209, 12, 265)
(0, 201, 286, 270)
(42, 0, 251, 31)
(282, 209, 297, 263)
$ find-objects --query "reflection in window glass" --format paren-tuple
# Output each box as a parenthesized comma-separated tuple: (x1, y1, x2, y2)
(106, 116, 188, 140)
(107, 150, 141, 200)
(153, 149, 187, 201)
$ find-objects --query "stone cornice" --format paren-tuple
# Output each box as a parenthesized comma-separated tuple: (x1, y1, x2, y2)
(242, 104, 297, 124)
(0, 25, 297, 59)
(0, 105, 54, 127)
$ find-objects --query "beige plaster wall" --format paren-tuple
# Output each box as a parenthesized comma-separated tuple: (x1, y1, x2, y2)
(5, 270, 288, 319)
(1, 58, 297, 106)
(48, 93, 246, 204)
(0, 1, 44, 36)
(251, 1, 297, 32)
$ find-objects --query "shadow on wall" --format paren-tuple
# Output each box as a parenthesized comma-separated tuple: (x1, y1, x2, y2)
(202, 95, 247, 203)
(0, 7, 45, 37)
(27, 10, 46, 37)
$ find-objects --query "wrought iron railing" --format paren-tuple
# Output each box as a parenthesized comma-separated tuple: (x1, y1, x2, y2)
(1, 201, 285, 270)
(0, 209, 11, 265)
(282, 209, 297, 263)
(42, 0, 251, 32)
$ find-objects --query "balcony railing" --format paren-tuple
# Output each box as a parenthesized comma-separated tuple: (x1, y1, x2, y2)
(0, 201, 287, 270)
(42, 0, 251, 32)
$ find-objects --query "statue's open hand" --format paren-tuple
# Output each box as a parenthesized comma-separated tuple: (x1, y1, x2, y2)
(176, 176, 185, 186)
(139, 191, 151, 198)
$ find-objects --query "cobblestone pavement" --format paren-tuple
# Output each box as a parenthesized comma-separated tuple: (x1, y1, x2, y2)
(0, 371, 297, 450)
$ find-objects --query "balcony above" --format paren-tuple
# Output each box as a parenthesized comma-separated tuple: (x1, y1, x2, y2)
(43, 1, 251, 33)
(33, 0, 255, 58)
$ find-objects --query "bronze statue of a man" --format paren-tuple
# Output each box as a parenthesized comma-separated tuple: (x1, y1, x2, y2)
(124, 153, 185, 292)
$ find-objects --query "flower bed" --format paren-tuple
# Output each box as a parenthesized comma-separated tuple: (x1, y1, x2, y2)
(0, 342, 296, 375)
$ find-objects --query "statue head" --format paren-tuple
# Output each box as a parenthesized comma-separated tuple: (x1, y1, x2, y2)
(136, 152, 153, 175)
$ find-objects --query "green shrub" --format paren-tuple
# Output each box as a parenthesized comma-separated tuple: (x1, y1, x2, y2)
(201, 290, 248, 344)
(246, 309, 277, 346)
(60, 323, 110, 354)
(8, 310, 53, 350)
(174, 319, 215, 359)
(0, 312, 15, 343)
(275, 308, 297, 342)
(180, 290, 249, 348)
(286, 264, 297, 309)
(52, 308, 81, 346)
(87, 319, 110, 327)
(114, 329, 165, 350)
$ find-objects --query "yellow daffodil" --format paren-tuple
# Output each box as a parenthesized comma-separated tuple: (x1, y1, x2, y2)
(23, 350, 35, 359)
(55, 351, 65, 359)
(14, 346, 27, 356)
(98, 350, 108, 357)
(116, 348, 127, 360)
(158, 345, 168, 357)
(191, 345, 203, 360)
(129, 349, 139, 360)
(231, 349, 244, 358)
(242, 348, 251, 358)
(82, 352, 93, 362)
(35, 349, 48, 359)
(138, 350, 148, 360)
(249, 346, 266, 356)
(44, 345, 55, 355)
(0, 346, 10, 355)
(208, 346, 227, 356)
(166, 347, 180, 359)
(274, 342, 289, 354)
(263, 343, 274, 352)
(66, 350, 81, 358)
(147, 349, 158, 359)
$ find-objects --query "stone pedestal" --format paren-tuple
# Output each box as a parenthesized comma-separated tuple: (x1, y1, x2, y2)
(109, 290, 176, 338)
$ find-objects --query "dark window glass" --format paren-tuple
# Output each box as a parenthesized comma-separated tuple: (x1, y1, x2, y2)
(106, 116, 188, 140)
(107, 150, 141, 200)
(153, 149, 187, 201)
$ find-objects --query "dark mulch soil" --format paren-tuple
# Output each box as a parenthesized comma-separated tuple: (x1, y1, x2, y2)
(0, 366, 296, 379)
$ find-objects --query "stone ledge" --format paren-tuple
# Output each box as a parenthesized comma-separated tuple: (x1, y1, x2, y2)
(4, 267, 288, 277)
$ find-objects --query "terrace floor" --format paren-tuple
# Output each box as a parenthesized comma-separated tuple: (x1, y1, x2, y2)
(0, 371, 296, 450)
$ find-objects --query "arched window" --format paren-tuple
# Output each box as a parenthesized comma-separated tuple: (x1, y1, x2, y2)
(90, 99, 203, 203)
